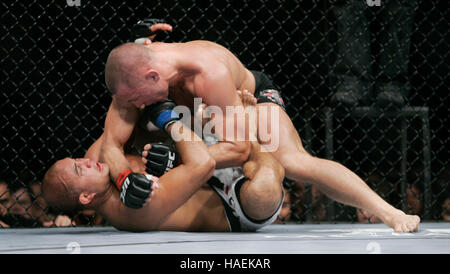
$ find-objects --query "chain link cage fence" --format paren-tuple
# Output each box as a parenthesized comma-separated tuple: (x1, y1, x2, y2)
(1, 0, 448, 227)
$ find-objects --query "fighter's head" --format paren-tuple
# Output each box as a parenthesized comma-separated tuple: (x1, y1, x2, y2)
(105, 43, 169, 108)
(42, 158, 110, 212)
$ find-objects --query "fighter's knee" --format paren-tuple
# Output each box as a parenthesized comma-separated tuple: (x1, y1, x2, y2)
(241, 168, 283, 220)
(256, 168, 283, 193)
(272, 158, 285, 182)
(243, 155, 284, 183)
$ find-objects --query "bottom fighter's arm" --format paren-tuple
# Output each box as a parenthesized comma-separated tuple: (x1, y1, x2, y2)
(147, 122, 215, 221)
(207, 134, 250, 169)
(108, 120, 215, 231)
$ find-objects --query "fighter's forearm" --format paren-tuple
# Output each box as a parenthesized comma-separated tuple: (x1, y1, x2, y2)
(168, 122, 215, 172)
(207, 141, 250, 169)
(100, 99, 138, 182)
(100, 143, 130, 182)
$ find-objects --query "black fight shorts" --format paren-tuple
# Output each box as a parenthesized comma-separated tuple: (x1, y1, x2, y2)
(251, 70, 286, 112)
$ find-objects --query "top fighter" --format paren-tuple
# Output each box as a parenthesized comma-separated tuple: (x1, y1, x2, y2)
(99, 23, 419, 232)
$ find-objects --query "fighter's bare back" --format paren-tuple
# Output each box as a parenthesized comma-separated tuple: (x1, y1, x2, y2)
(153, 40, 256, 109)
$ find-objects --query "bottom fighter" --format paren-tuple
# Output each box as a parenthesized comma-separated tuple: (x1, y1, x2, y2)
(42, 93, 285, 232)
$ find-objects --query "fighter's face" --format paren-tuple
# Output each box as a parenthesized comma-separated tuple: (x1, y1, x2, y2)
(72, 158, 110, 186)
(58, 158, 110, 194)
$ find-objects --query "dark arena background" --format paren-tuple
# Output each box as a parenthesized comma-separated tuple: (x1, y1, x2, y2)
(1, 0, 448, 230)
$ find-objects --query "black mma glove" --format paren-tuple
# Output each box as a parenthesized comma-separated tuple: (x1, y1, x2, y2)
(144, 143, 180, 177)
(143, 99, 181, 132)
(115, 170, 153, 209)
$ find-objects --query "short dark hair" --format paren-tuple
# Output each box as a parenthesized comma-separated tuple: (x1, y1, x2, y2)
(105, 42, 153, 94)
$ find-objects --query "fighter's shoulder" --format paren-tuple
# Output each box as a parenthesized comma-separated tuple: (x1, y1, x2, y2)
(186, 40, 232, 59)
(185, 39, 222, 48)
(194, 64, 231, 92)
(111, 95, 135, 111)
(109, 96, 138, 120)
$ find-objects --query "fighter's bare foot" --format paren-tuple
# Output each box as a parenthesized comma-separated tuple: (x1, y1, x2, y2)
(384, 210, 420, 232)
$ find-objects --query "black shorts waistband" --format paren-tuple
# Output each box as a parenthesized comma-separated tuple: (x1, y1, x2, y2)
(250, 70, 286, 111)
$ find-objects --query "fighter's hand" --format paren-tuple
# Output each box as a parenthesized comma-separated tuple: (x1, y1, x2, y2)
(132, 19, 173, 45)
(150, 23, 173, 35)
(142, 99, 181, 132)
(141, 143, 180, 177)
(141, 24, 173, 45)
(115, 170, 155, 209)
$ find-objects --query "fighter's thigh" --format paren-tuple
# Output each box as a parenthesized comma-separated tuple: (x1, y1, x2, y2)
(256, 102, 308, 155)
(256, 103, 313, 180)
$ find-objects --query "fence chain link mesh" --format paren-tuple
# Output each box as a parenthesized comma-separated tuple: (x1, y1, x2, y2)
(1, 0, 448, 227)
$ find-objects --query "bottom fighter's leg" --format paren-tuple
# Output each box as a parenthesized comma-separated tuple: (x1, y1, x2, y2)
(237, 91, 285, 221)
(256, 101, 420, 232)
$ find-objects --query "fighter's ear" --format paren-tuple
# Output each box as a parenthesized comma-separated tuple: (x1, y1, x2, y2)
(79, 192, 96, 205)
(145, 69, 160, 82)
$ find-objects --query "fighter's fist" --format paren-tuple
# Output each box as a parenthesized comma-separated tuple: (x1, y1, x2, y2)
(142, 143, 180, 177)
(142, 99, 181, 131)
(116, 170, 153, 209)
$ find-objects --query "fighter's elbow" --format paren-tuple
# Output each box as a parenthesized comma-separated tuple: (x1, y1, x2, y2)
(98, 142, 110, 162)
(200, 156, 217, 179)
(100, 136, 123, 156)
(190, 154, 216, 180)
